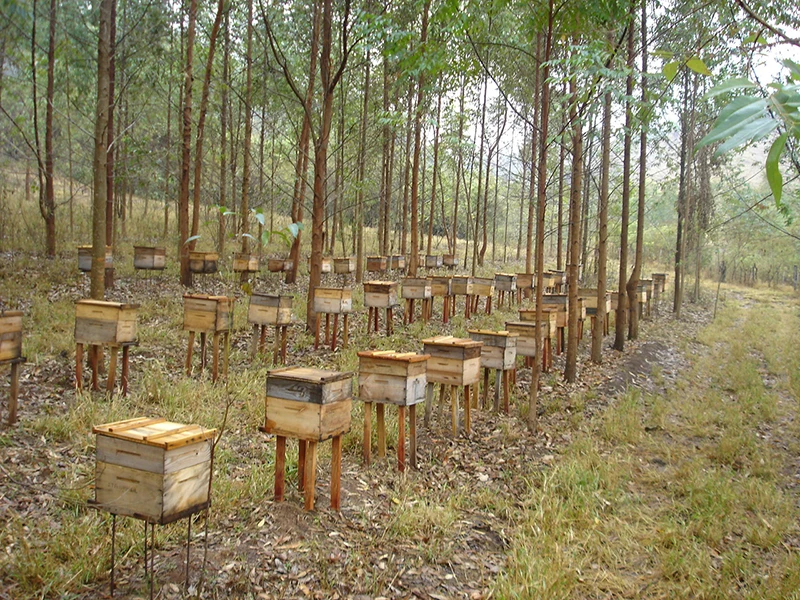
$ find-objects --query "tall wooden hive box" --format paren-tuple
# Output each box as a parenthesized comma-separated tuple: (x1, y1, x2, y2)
(425, 255, 443, 269)
(133, 246, 166, 270)
(443, 254, 458, 268)
(75, 300, 138, 345)
(188, 251, 219, 274)
(364, 281, 399, 308)
(428, 276, 452, 297)
(401, 277, 432, 300)
(78, 245, 113, 271)
(263, 367, 352, 441)
(494, 273, 517, 292)
(506, 317, 554, 357)
(233, 253, 260, 272)
(468, 330, 518, 370)
(389, 255, 406, 270)
(652, 273, 667, 293)
(92, 417, 216, 524)
(183, 294, 234, 333)
(472, 277, 495, 297)
(0, 311, 23, 362)
(610, 291, 620, 310)
(639, 279, 654, 299)
(541, 273, 557, 292)
(357, 351, 429, 406)
(313, 287, 353, 313)
(422, 336, 482, 386)
(516, 272, 534, 290)
(248, 293, 292, 326)
(366, 256, 388, 271)
(268, 258, 293, 272)
(333, 257, 356, 274)
(451, 276, 474, 296)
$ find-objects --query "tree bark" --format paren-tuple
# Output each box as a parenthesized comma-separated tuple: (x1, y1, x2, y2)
(525, 34, 542, 274)
(592, 79, 612, 364)
(43, 0, 57, 256)
(218, 8, 229, 253)
(427, 89, 442, 255)
(565, 63, 583, 384)
(355, 54, 370, 284)
(240, 0, 254, 257)
(178, 0, 197, 287)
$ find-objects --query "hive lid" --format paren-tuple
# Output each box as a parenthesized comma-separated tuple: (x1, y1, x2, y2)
(183, 293, 233, 302)
(357, 350, 430, 363)
(266, 366, 353, 384)
(422, 335, 482, 348)
(468, 329, 518, 337)
(364, 280, 396, 286)
(76, 299, 139, 310)
(0, 310, 23, 318)
(93, 417, 216, 449)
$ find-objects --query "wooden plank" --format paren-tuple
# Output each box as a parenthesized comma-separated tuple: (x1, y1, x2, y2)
(358, 373, 427, 406)
(162, 461, 212, 523)
(94, 461, 163, 522)
(266, 374, 352, 405)
(264, 397, 352, 441)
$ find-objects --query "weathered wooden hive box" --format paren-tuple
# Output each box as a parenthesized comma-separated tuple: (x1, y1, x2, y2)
(75, 300, 138, 345)
(401, 278, 431, 300)
(468, 330, 518, 370)
(425, 255, 443, 269)
(268, 258, 293, 273)
(78, 245, 113, 272)
(540, 273, 557, 291)
(92, 417, 216, 524)
(188, 251, 218, 274)
(233, 253, 259, 272)
(639, 279, 654, 299)
(263, 367, 352, 441)
(0, 311, 23, 362)
(183, 294, 234, 333)
(366, 256, 388, 271)
(313, 287, 353, 314)
(333, 257, 356, 274)
(543, 305, 568, 328)
(519, 309, 560, 332)
(547, 270, 567, 288)
(306, 257, 332, 273)
(248, 293, 292, 326)
(610, 291, 620, 310)
(542, 293, 568, 308)
(388, 255, 406, 270)
(516, 272, 533, 290)
(443, 254, 458, 268)
(494, 273, 517, 292)
(428, 276, 452, 297)
(357, 351, 428, 406)
(363, 281, 399, 308)
(422, 336, 482, 386)
(507, 315, 555, 356)
(472, 277, 495, 297)
(451, 276, 474, 296)
(652, 273, 667, 293)
(579, 288, 599, 310)
(133, 246, 166, 270)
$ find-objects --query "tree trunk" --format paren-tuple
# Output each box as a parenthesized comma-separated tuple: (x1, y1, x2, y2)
(178, 0, 197, 287)
(218, 8, 229, 253)
(401, 81, 413, 256)
(239, 0, 254, 258)
(451, 78, 465, 256)
(355, 54, 370, 284)
(516, 121, 528, 261)
(525, 33, 542, 274)
(556, 109, 565, 271)
(427, 89, 442, 255)
(592, 77, 612, 364)
(43, 0, 57, 256)
(472, 72, 487, 273)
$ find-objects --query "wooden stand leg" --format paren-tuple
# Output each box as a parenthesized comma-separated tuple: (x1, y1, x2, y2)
(274, 436, 286, 502)
(211, 333, 220, 383)
(303, 441, 317, 511)
(443, 296, 449, 324)
(331, 314, 339, 351)
(397, 405, 406, 472)
(424, 382, 434, 428)
(494, 369, 501, 412)
(200, 332, 208, 372)
(325, 314, 331, 345)
(314, 316, 321, 349)
(121, 346, 130, 396)
(483, 369, 490, 409)
(90, 345, 100, 391)
(386, 307, 392, 335)
(330, 436, 342, 511)
(502, 370, 510, 414)
(186, 332, 195, 375)
(451, 385, 458, 436)
(298, 440, 307, 492)
(107, 346, 118, 392)
(409, 404, 417, 469)
(376, 404, 386, 458)
(367, 307, 373, 334)
(273, 327, 281, 366)
(250, 324, 259, 357)
(343, 314, 349, 348)
(374, 306, 379, 333)
(75, 344, 84, 390)
(8, 362, 20, 425)
(280, 327, 289, 364)
(409, 299, 415, 324)
(464, 385, 471, 435)
(223, 332, 230, 379)
(260, 325, 268, 355)
(363, 402, 372, 466)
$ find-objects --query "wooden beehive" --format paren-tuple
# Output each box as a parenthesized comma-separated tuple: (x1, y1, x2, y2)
(541, 273, 557, 291)
(233, 253, 259, 273)
(0, 311, 23, 362)
(313, 287, 352, 314)
(494, 273, 517, 292)
(542, 293, 568, 307)
(75, 300, 138, 345)
(639, 279, 654, 299)
(543, 305, 568, 329)
(505, 319, 552, 357)
(188, 251, 219, 274)
(268, 258, 293, 273)
(357, 350, 429, 406)
(333, 257, 356, 274)
(263, 367, 353, 441)
(366, 256, 388, 271)
(428, 276, 452, 297)
(92, 417, 216, 525)
(78, 245, 113, 272)
(363, 281, 399, 308)
(451, 276, 474, 296)
(422, 336, 482, 386)
(307, 256, 332, 273)
(547, 270, 567, 288)
(401, 277, 431, 300)
(610, 291, 620, 311)
(388, 255, 406, 270)
(516, 272, 534, 290)
(133, 246, 166, 270)
(425, 255, 443, 269)
(472, 277, 495, 297)
(443, 254, 458, 268)
(468, 330, 518, 370)
(248, 293, 292, 326)
(652, 273, 667, 293)
(183, 294, 234, 333)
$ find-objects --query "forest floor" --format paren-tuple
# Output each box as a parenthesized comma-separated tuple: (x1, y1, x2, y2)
(1, 251, 799, 599)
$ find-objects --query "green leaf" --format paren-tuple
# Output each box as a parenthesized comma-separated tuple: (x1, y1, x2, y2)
(783, 59, 800, 81)
(287, 222, 302, 238)
(183, 235, 201, 245)
(766, 132, 788, 205)
(715, 116, 777, 154)
(686, 57, 712, 76)
(743, 31, 768, 45)
(254, 212, 266, 226)
(697, 95, 767, 148)
(241, 233, 256, 241)
(662, 61, 679, 82)
(702, 78, 756, 100)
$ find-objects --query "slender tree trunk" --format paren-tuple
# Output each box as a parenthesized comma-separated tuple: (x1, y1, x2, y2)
(65, 62, 75, 239)
(451, 78, 465, 256)
(178, 0, 197, 287)
(239, 0, 254, 257)
(565, 63, 583, 384)
(516, 122, 528, 261)
(592, 79, 612, 364)
(556, 110, 566, 271)
(43, 0, 57, 256)
(473, 73, 488, 271)
(218, 9, 229, 253)
(525, 33, 542, 274)
(355, 54, 370, 283)
(401, 81, 413, 256)
(674, 71, 690, 316)
(427, 90, 442, 255)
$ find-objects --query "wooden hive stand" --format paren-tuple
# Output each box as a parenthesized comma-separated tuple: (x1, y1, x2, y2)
(470, 277, 495, 316)
(261, 367, 353, 511)
(364, 281, 399, 335)
(133, 246, 166, 277)
(515, 272, 534, 303)
(358, 351, 429, 471)
(401, 277, 432, 324)
(451, 276, 474, 318)
(90, 417, 216, 597)
(494, 273, 517, 308)
(388, 255, 407, 272)
(428, 276, 453, 324)
(248, 293, 292, 364)
(1, 311, 25, 425)
(183, 294, 233, 382)
(468, 330, 518, 414)
(366, 256, 388, 273)
(75, 300, 138, 396)
(313, 287, 352, 351)
(422, 336, 482, 436)
(506, 315, 554, 373)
